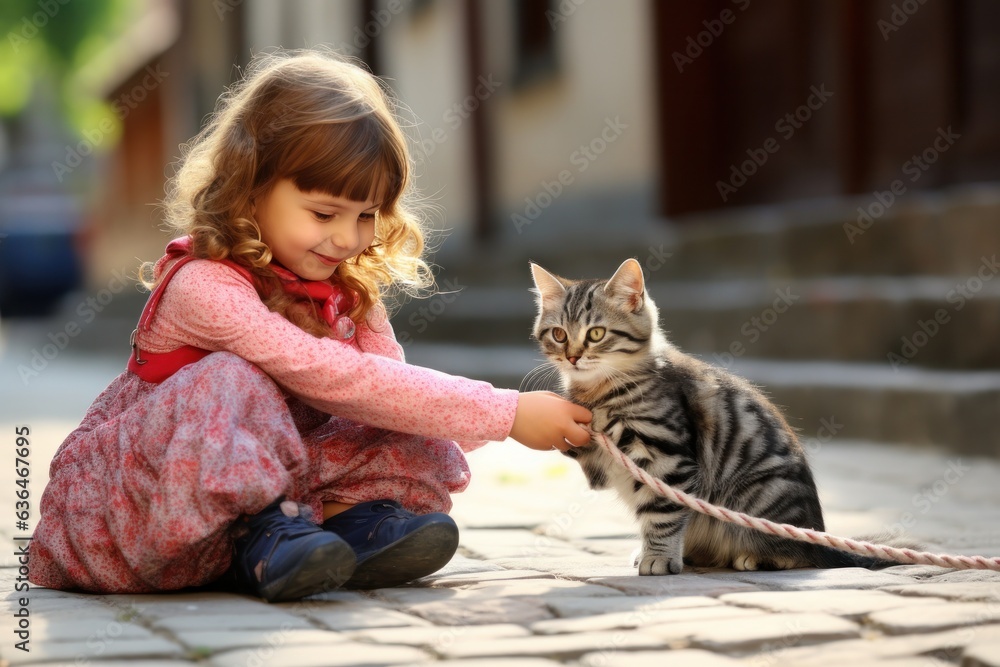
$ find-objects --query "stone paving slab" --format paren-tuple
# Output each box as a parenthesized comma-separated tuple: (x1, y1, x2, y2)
(529, 603, 765, 634)
(704, 567, 916, 591)
(399, 660, 564, 667)
(643, 611, 860, 651)
(26, 615, 157, 642)
(880, 581, 1000, 602)
(0, 595, 119, 616)
(766, 623, 1000, 665)
(173, 628, 348, 653)
(98, 591, 283, 615)
(964, 639, 1000, 667)
(368, 579, 624, 608)
(718, 589, 948, 619)
(587, 573, 761, 597)
(151, 611, 315, 632)
(346, 622, 531, 648)
(207, 642, 430, 667)
(17, 663, 198, 667)
(303, 605, 434, 630)
(437, 630, 667, 660)
(491, 556, 638, 578)
(460, 529, 598, 560)
(420, 569, 557, 587)
(867, 601, 1000, 634)
(543, 595, 724, 618)
(6, 636, 186, 666)
(403, 596, 556, 626)
(578, 649, 744, 666)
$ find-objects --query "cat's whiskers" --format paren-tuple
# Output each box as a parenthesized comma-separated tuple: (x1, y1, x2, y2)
(520, 361, 560, 393)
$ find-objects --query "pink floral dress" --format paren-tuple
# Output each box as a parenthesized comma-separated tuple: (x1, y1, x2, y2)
(29, 258, 519, 593)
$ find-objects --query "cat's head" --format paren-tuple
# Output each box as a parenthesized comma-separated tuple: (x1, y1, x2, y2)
(530, 258, 661, 386)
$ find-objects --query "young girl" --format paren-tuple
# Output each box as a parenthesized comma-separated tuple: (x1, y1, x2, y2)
(29, 50, 592, 602)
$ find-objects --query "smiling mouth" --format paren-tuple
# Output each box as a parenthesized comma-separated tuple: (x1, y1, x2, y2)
(312, 251, 341, 266)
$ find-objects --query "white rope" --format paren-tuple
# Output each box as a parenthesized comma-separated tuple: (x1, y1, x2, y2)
(591, 430, 1000, 571)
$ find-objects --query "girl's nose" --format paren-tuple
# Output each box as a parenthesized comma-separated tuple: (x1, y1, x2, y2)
(331, 223, 358, 250)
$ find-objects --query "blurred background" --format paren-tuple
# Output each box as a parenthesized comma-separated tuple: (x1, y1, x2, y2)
(1, 0, 1000, 458)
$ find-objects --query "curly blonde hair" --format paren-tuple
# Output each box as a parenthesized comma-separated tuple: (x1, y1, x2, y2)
(148, 49, 433, 337)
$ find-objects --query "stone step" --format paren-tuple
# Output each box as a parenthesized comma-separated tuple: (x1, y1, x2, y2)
(404, 344, 1000, 458)
(437, 183, 1000, 285)
(394, 275, 1000, 369)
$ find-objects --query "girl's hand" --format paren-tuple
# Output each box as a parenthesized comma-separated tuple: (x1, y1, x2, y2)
(510, 391, 592, 452)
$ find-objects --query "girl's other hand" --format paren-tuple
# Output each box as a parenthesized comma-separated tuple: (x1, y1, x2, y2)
(510, 391, 592, 452)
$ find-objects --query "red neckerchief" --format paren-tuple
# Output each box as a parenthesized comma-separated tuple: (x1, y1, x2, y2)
(127, 236, 355, 383)
(164, 236, 356, 337)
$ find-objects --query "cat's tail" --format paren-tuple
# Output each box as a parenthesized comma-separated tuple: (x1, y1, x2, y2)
(806, 532, 925, 570)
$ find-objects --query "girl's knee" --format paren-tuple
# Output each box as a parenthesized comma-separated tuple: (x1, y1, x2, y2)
(182, 352, 276, 390)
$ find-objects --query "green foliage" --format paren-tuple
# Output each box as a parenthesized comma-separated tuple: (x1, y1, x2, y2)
(0, 0, 133, 136)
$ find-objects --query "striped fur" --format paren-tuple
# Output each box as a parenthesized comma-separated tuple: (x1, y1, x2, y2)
(530, 259, 877, 575)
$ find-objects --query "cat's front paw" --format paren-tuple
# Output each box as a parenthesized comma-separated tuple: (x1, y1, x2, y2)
(638, 552, 684, 575)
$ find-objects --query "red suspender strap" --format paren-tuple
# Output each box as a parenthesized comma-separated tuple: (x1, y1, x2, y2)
(127, 256, 254, 383)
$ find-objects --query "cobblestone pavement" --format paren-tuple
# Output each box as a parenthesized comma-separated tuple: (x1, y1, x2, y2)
(2, 357, 1000, 665)
(0, 424, 1000, 667)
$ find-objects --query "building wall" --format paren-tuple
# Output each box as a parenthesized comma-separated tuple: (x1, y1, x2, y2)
(483, 0, 657, 235)
(243, 0, 660, 249)
(376, 3, 476, 245)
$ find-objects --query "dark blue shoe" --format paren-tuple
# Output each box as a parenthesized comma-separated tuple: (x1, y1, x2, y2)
(321, 500, 459, 589)
(233, 498, 357, 602)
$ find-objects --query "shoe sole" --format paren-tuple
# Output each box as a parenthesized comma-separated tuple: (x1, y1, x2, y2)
(344, 520, 459, 589)
(259, 537, 357, 602)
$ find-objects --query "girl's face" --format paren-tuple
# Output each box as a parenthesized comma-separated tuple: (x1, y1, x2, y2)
(255, 179, 378, 281)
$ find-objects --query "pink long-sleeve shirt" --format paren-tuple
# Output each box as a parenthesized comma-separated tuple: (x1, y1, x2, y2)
(135, 258, 519, 450)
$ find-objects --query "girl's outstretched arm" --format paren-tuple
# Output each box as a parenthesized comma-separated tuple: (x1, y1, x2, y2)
(149, 260, 519, 443)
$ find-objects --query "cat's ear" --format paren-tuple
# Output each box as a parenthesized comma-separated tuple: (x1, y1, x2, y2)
(530, 262, 567, 310)
(605, 258, 645, 312)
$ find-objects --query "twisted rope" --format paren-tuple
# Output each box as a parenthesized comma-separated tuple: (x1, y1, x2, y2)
(590, 430, 1000, 571)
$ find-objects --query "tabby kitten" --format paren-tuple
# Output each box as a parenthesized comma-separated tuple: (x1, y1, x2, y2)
(531, 258, 887, 575)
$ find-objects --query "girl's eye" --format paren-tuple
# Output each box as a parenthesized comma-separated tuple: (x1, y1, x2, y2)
(313, 211, 334, 222)
(359, 212, 377, 223)
(587, 327, 606, 342)
(551, 327, 567, 343)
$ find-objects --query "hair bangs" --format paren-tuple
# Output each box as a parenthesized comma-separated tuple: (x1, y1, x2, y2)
(282, 113, 406, 210)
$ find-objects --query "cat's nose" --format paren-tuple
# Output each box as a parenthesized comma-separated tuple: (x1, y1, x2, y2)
(567, 356, 580, 365)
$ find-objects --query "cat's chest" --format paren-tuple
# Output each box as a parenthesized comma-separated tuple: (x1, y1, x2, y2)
(589, 406, 637, 442)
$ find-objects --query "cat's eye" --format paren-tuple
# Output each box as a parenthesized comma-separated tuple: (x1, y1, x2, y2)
(551, 327, 567, 343)
(587, 327, 606, 342)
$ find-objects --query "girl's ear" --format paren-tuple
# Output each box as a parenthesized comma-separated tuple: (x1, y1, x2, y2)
(530, 262, 567, 311)
(605, 258, 645, 312)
